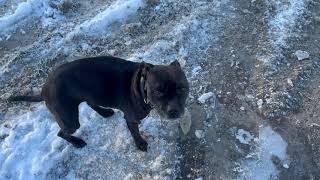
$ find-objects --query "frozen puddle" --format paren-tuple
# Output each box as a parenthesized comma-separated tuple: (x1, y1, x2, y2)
(239, 125, 288, 180)
(0, 103, 178, 179)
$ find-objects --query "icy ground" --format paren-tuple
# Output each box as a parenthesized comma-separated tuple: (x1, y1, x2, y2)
(1, 0, 320, 179)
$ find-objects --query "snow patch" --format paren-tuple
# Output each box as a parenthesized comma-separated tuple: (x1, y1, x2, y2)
(64, 0, 144, 39)
(0, 104, 63, 179)
(198, 92, 214, 104)
(238, 125, 288, 180)
(0, 0, 43, 31)
(195, 130, 204, 139)
(236, 129, 254, 145)
(268, 0, 307, 47)
(0, 0, 59, 35)
(0, 102, 178, 179)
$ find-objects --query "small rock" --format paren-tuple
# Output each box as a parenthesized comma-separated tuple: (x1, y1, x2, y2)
(198, 92, 214, 104)
(287, 78, 293, 87)
(195, 130, 204, 139)
(283, 164, 289, 169)
(294, 50, 309, 61)
(240, 106, 245, 111)
(257, 99, 263, 109)
(20, 29, 26, 34)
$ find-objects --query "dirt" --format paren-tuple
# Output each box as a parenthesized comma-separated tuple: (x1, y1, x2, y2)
(1, 0, 320, 179)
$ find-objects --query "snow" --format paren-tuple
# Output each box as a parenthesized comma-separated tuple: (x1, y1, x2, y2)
(257, 99, 263, 109)
(0, 0, 306, 178)
(0, 103, 178, 179)
(0, 104, 63, 179)
(65, 0, 144, 38)
(198, 92, 214, 104)
(195, 130, 204, 139)
(0, 0, 52, 35)
(258, 0, 308, 64)
(294, 50, 310, 60)
(239, 125, 288, 180)
(236, 129, 254, 145)
(268, 0, 307, 47)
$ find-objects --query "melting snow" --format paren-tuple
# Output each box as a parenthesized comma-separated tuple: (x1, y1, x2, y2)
(65, 0, 144, 38)
(0, 102, 178, 179)
(239, 125, 288, 180)
(0, 0, 52, 35)
(236, 129, 254, 145)
(268, 0, 307, 47)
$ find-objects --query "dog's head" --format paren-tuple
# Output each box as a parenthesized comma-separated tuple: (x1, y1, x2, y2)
(140, 60, 189, 119)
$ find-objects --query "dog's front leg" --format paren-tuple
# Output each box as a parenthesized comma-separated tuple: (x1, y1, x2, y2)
(126, 121, 148, 152)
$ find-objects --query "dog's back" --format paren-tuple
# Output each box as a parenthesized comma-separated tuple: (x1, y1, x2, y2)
(42, 56, 139, 107)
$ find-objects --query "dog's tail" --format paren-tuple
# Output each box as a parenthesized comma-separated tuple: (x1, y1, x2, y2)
(8, 95, 44, 102)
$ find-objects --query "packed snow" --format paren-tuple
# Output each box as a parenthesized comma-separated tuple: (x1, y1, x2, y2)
(238, 125, 289, 180)
(0, 103, 178, 179)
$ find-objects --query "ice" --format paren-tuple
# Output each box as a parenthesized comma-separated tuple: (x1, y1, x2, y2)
(236, 129, 254, 145)
(198, 92, 214, 104)
(239, 125, 288, 180)
(294, 50, 310, 60)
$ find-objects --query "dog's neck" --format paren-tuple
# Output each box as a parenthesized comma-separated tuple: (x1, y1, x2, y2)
(131, 67, 152, 111)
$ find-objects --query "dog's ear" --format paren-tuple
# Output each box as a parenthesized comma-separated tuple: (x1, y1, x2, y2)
(170, 60, 181, 68)
(140, 61, 154, 76)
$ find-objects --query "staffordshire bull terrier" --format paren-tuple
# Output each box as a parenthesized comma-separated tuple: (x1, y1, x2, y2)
(8, 56, 189, 152)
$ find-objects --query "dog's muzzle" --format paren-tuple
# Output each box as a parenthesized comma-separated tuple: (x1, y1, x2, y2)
(167, 108, 182, 119)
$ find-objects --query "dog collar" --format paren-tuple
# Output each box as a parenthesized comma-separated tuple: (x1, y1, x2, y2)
(140, 76, 148, 104)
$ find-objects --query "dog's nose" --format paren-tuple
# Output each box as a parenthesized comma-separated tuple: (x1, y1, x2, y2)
(168, 109, 180, 119)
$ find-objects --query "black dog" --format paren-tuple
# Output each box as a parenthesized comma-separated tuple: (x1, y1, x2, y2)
(9, 56, 189, 151)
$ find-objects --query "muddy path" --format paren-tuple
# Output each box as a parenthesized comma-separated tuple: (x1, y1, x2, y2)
(178, 0, 320, 179)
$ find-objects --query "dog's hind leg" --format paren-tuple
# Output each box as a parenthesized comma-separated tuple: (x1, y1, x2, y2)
(87, 103, 114, 118)
(57, 130, 87, 148)
(46, 100, 87, 148)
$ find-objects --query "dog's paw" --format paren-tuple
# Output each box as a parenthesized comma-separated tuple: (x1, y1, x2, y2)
(71, 138, 87, 148)
(135, 139, 148, 152)
(100, 109, 114, 117)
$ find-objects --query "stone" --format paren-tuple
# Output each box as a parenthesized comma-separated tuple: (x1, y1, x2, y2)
(294, 50, 309, 61)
